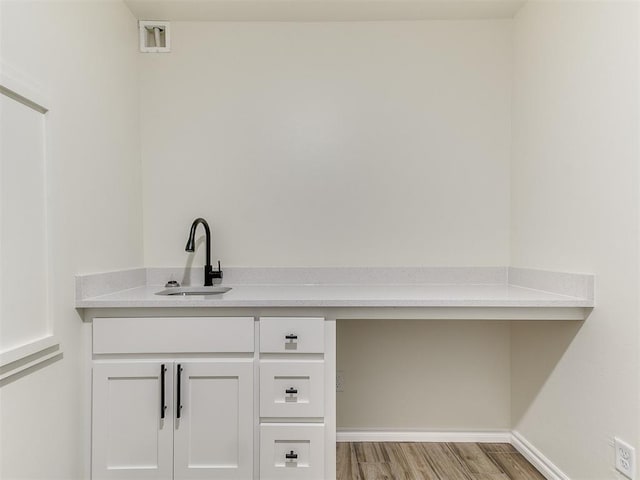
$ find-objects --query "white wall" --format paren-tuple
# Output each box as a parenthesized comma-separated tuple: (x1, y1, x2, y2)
(0, 2, 142, 479)
(140, 20, 512, 268)
(510, 2, 639, 478)
(140, 19, 514, 431)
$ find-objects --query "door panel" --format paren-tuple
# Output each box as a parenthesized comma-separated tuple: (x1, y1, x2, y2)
(92, 362, 173, 480)
(173, 361, 253, 480)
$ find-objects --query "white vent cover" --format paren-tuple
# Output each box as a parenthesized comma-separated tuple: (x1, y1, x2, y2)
(139, 20, 170, 53)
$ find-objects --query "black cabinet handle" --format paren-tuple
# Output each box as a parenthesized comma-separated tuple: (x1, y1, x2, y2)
(176, 364, 183, 419)
(160, 364, 167, 419)
(285, 334, 298, 340)
(286, 450, 298, 460)
(285, 387, 298, 394)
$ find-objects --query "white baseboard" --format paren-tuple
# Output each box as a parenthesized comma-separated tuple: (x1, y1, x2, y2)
(511, 431, 570, 480)
(336, 429, 512, 443)
(336, 429, 570, 480)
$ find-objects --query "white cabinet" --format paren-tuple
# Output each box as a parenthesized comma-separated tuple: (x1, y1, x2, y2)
(92, 360, 253, 480)
(259, 317, 327, 480)
(89, 315, 335, 480)
(91, 317, 255, 480)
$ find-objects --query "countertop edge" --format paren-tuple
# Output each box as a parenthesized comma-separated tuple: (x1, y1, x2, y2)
(75, 267, 595, 314)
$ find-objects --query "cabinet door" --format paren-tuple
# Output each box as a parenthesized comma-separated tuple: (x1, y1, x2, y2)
(173, 361, 253, 480)
(92, 362, 173, 480)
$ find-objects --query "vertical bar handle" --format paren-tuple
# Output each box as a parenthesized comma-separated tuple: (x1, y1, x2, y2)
(176, 364, 183, 419)
(160, 364, 167, 419)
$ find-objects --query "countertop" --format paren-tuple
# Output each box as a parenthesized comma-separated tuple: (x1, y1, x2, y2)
(75, 267, 594, 317)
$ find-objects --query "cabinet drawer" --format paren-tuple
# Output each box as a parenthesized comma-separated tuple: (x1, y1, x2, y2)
(260, 317, 324, 354)
(260, 361, 324, 418)
(260, 424, 325, 480)
(93, 317, 254, 354)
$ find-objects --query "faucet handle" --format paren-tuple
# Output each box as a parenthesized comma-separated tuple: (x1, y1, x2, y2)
(211, 260, 223, 280)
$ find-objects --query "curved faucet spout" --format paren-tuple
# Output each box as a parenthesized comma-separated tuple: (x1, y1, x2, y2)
(185, 218, 222, 287)
(185, 217, 211, 267)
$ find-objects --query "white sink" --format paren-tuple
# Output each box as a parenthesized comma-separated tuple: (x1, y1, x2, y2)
(155, 286, 232, 296)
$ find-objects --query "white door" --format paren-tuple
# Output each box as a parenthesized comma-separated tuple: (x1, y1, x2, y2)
(92, 362, 174, 480)
(173, 361, 253, 480)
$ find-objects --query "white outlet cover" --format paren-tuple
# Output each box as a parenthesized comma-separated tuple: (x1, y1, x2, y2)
(615, 437, 636, 480)
(336, 370, 344, 392)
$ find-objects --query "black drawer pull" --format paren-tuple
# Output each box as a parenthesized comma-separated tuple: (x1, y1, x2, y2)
(286, 387, 298, 394)
(176, 364, 183, 419)
(160, 364, 167, 419)
(286, 450, 298, 460)
(285, 334, 298, 340)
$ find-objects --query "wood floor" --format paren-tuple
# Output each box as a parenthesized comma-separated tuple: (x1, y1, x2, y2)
(337, 442, 546, 480)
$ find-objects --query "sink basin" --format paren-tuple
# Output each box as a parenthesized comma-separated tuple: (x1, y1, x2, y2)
(155, 286, 232, 296)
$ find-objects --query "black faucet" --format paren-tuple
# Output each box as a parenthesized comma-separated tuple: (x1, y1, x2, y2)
(185, 218, 223, 286)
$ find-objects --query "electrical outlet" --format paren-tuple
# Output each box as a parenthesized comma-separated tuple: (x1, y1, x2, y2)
(615, 437, 636, 479)
(336, 370, 344, 392)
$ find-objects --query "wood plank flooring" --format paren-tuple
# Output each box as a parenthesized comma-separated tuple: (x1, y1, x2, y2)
(337, 443, 546, 480)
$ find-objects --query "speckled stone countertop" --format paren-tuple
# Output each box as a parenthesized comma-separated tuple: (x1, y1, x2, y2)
(75, 267, 594, 311)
